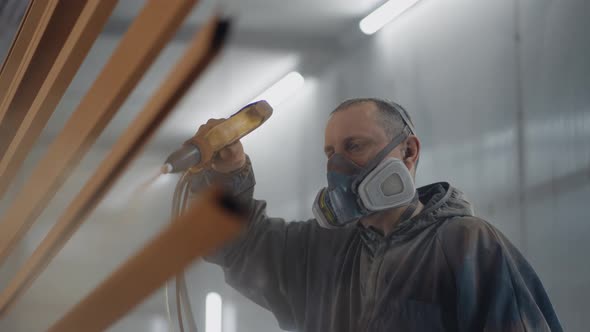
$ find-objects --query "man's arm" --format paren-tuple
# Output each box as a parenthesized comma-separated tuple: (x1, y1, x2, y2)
(193, 156, 313, 331)
(437, 217, 563, 332)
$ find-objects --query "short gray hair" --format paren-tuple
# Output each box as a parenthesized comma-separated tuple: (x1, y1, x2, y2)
(331, 98, 415, 139)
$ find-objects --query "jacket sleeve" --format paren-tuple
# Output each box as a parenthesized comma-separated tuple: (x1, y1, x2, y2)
(438, 217, 563, 332)
(193, 157, 313, 331)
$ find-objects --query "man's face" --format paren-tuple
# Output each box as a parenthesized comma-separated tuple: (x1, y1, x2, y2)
(324, 102, 406, 168)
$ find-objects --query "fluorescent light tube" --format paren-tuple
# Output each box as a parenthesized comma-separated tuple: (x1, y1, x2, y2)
(360, 0, 419, 35)
(253, 71, 305, 107)
(206, 292, 222, 332)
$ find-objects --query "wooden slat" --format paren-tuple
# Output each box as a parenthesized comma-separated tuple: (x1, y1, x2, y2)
(0, 16, 230, 315)
(0, 0, 33, 76)
(0, 0, 198, 267)
(0, 0, 117, 199)
(48, 188, 244, 332)
(0, 0, 56, 120)
(0, 0, 62, 150)
(0, 0, 30, 53)
(0, 0, 37, 88)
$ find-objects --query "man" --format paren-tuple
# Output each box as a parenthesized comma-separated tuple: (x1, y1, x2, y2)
(196, 98, 562, 331)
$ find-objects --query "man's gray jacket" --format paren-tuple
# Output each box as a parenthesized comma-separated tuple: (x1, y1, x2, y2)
(199, 160, 562, 332)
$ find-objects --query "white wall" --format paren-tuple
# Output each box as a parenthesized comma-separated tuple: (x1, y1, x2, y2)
(298, 0, 590, 330)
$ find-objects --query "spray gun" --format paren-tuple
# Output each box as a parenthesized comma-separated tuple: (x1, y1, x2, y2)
(161, 100, 273, 174)
(160, 101, 273, 332)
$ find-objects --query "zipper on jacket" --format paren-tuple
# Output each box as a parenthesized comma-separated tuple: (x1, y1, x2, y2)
(359, 241, 389, 330)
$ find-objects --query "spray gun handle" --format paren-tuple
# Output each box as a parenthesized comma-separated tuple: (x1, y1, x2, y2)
(185, 100, 273, 172)
(161, 100, 273, 174)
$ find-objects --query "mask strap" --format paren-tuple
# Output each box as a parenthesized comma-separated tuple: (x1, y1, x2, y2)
(397, 191, 419, 222)
(353, 126, 410, 188)
(391, 102, 416, 136)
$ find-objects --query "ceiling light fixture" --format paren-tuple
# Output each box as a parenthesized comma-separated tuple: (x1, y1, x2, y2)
(252, 71, 305, 107)
(359, 0, 419, 35)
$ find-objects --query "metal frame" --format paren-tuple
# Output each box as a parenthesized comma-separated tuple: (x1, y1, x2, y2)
(0, 1, 237, 328)
(0, 0, 58, 123)
(0, 0, 198, 267)
(0, 15, 229, 316)
(0, 0, 116, 198)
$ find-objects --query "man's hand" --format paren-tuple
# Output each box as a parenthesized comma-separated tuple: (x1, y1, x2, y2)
(212, 141, 246, 173)
(195, 119, 246, 173)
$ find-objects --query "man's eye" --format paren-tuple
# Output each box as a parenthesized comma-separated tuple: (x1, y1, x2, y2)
(347, 143, 361, 152)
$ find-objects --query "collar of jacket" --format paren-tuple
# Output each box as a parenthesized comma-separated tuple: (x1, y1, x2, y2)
(357, 182, 475, 254)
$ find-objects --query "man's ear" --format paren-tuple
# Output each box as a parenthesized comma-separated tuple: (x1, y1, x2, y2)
(403, 136, 420, 171)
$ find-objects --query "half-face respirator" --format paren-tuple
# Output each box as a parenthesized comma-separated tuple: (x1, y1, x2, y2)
(312, 106, 418, 229)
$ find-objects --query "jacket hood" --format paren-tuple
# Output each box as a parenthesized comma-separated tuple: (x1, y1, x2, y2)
(418, 182, 474, 220)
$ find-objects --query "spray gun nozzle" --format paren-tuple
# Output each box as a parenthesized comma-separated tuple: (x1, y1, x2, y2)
(161, 163, 173, 174)
(161, 143, 202, 174)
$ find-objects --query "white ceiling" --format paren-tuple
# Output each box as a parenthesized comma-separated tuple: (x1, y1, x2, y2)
(38, 0, 386, 149)
(112, 0, 383, 35)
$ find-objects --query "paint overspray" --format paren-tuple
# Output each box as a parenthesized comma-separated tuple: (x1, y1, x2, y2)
(118, 168, 174, 226)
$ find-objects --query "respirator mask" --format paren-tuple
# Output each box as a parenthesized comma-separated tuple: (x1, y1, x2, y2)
(312, 107, 418, 229)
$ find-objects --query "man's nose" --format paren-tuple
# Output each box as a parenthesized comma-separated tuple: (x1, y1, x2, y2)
(329, 153, 367, 169)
